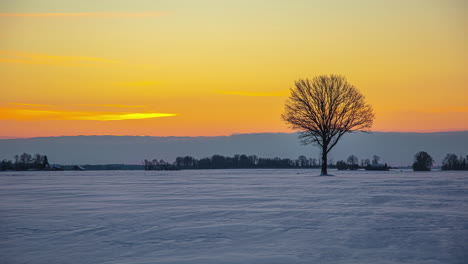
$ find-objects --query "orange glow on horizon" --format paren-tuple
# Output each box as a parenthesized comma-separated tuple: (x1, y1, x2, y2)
(0, 106, 177, 121)
(0, 1, 466, 138)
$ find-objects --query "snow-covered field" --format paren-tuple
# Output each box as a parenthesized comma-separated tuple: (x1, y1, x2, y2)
(1, 169, 467, 264)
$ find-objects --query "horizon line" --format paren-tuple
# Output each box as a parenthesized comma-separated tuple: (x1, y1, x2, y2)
(1, 130, 468, 140)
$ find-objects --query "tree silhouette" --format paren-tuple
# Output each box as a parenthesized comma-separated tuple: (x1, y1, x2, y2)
(42, 155, 49, 169)
(336, 160, 348, 170)
(1, 153, 50, 171)
(412, 151, 433, 171)
(282, 74, 374, 175)
(372, 155, 380, 165)
(347, 155, 359, 170)
(442, 154, 457, 170)
(361, 158, 371, 167)
(295, 155, 307, 167)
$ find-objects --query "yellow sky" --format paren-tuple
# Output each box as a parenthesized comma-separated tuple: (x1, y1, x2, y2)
(0, 0, 467, 138)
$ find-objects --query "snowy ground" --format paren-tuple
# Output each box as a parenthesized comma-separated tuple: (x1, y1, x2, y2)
(1, 169, 467, 264)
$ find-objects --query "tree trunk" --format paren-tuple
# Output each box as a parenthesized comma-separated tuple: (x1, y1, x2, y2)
(321, 145, 328, 175)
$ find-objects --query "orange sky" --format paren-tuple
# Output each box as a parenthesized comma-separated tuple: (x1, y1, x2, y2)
(0, 0, 467, 138)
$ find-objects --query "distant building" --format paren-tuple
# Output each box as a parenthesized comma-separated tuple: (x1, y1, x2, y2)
(45, 164, 64, 171)
(72, 165, 86, 171)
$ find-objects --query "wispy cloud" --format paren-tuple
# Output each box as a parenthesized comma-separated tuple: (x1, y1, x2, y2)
(114, 81, 160, 87)
(9, 103, 59, 108)
(0, 12, 168, 18)
(7, 102, 149, 109)
(76, 112, 176, 121)
(0, 51, 121, 67)
(215, 90, 289, 97)
(72, 104, 149, 108)
(0, 107, 177, 121)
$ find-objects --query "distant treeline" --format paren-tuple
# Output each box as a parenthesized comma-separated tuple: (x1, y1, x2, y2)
(145, 154, 330, 170)
(0, 153, 49, 171)
(0, 153, 145, 171)
(143, 152, 468, 171)
(336, 155, 385, 170)
(441, 154, 468, 170)
(62, 164, 144, 170)
(178, 154, 321, 169)
(168, 154, 387, 171)
(2, 152, 467, 172)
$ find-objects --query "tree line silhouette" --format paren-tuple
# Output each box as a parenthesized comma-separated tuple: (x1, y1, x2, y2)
(0, 153, 49, 171)
(144, 154, 388, 171)
(336, 155, 385, 170)
(144, 154, 324, 170)
(1, 152, 466, 171)
(441, 154, 468, 170)
(409, 152, 468, 171)
(143, 152, 468, 171)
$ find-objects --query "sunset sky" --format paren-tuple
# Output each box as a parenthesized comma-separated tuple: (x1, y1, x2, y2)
(1, 0, 467, 138)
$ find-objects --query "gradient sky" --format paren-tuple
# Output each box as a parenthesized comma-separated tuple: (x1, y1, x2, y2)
(0, 0, 467, 138)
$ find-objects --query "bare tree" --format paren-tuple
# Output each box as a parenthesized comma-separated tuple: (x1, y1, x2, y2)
(363, 158, 371, 167)
(310, 158, 317, 167)
(297, 155, 309, 167)
(347, 155, 359, 170)
(282, 74, 374, 175)
(412, 151, 433, 171)
(372, 155, 380, 165)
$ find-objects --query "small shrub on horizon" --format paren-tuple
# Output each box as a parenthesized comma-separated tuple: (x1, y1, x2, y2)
(412, 151, 433, 171)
